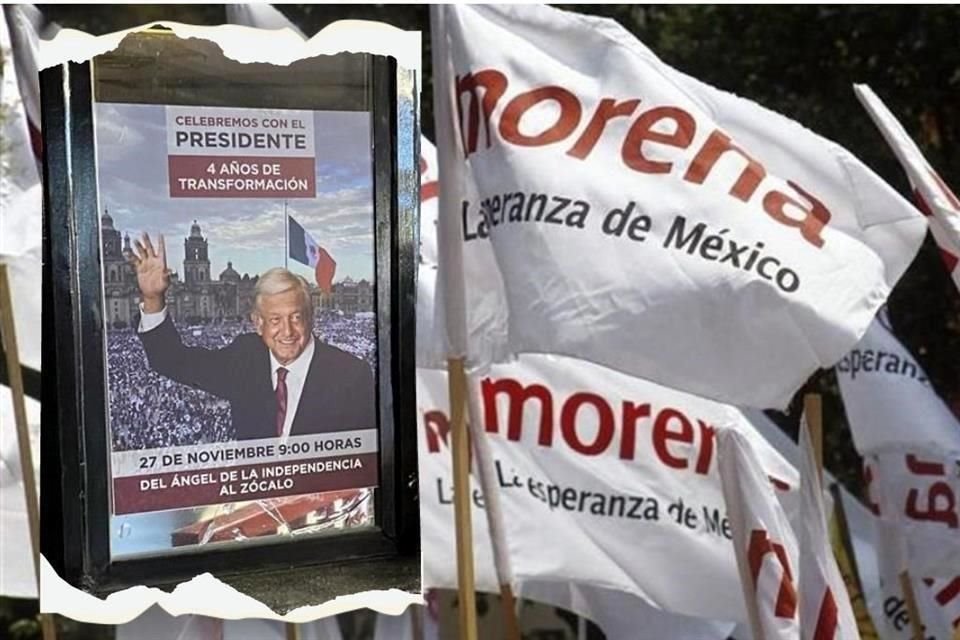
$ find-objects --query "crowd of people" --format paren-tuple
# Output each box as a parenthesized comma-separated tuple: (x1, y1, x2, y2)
(107, 312, 377, 452)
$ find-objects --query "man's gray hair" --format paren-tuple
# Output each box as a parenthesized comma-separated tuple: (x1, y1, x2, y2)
(252, 267, 314, 325)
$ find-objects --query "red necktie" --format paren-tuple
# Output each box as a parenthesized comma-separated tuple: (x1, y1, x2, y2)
(275, 367, 288, 437)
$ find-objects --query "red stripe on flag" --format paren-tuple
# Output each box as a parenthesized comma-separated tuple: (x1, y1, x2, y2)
(768, 475, 792, 491)
(420, 154, 439, 201)
(913, 188, 934, 217)
(315, 247, 336, 294)
(941, 248, 959, 273)
(916, 188, 960, 273)
(421, 180, 439, 202)
(934, 577, 960, 606)
(27, 118, 42, 165)
(813, 589, 839, 640)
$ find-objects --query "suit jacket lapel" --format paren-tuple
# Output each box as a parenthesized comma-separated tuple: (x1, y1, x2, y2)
(247, 339, 276, 440)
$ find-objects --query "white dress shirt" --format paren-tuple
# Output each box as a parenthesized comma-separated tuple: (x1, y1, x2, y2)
(269, 337, 315, 440)
(139, 303, 316, 440)
(138, 303, 168, 333)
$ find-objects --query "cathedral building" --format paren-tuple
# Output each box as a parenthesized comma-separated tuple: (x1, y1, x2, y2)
(101, 211, 371, 327)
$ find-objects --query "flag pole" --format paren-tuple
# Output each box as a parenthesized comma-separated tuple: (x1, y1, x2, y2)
(284, 622, 299, 640)
(829, 482, 883, 638)
(448, 358, 479, 640)
(803, 394, 824, 486)
(898, 572, 926, 640)
(0, 265, 57, 640)
(463, 375, 522, 640)
(284, 200, 289, 270)
(431, 5, 480, 640)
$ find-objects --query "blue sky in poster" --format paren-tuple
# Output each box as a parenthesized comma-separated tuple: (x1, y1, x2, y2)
(94, 102, 374, 283)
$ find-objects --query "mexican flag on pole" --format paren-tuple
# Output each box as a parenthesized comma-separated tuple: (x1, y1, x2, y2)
(288, 214, 336, 294)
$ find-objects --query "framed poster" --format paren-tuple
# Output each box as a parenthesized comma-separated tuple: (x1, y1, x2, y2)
(41, 28, 419, 594)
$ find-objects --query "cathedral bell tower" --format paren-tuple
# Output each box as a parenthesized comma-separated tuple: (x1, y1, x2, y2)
(183, 220, 211, 286)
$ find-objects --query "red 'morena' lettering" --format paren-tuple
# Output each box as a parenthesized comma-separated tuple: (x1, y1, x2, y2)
(652, 408, 694, 469)
(500, 87, 581, 147)
(560, 392, 615, 456)
(478, 377, 758, 483)
(568, 98, 640, 159)
(761, 180, 830, 248)
(622, 106, 695, 174)
(453, 67, 835, 248)
(747, 529, 797, 619)
(905, 482, 959, 529)
(481, 377, 554, 445)
(456, 70, 508, 157)
(683, 130, 765, 201)
(423, 410, 451, 453)
(906, 453, 946, 476)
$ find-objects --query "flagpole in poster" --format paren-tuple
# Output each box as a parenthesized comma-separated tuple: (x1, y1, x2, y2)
(284, 199, 289, 270)
(0, 265, 57, 640)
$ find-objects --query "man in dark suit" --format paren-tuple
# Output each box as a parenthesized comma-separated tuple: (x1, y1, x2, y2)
(129, 233, 375, 441)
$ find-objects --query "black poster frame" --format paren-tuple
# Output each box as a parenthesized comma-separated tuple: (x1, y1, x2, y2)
(40, 38, 418, 595)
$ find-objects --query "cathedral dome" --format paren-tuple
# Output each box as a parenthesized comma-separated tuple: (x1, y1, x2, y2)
(219, 261, 240, 282)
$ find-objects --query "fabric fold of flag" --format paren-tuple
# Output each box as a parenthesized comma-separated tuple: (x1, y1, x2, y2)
(719, 428, 800, 639)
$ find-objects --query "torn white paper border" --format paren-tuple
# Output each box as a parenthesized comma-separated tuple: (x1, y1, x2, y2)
(38, 18, 422, 623)
(41, 558, 417, 625)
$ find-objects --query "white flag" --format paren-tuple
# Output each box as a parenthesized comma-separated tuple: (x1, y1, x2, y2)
(431, 4, 926, 410)
(417, 137, 447, 369)
(0, 385, 41, 598)
(1, 5, 44, 256)
(836, 311, 960, 576)
(719, 428, 800, 639)
(835, 308, 960, 455)
(864, 452, 960, 578)
(418, 365, 740, 638)
(854, 84, 960, 292)
(1, 5, 49, 371)
(836, 489, 960, 640)
(419, 125, 790, 629)
(797, 419, 860, 640)
(419, 361, 797, 627)
(916, 577, 960, 639)
(748, 407, 960, 640)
